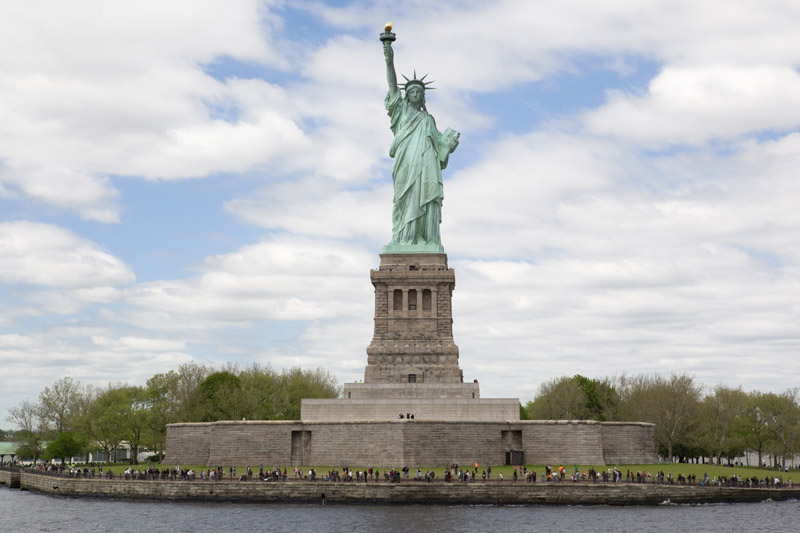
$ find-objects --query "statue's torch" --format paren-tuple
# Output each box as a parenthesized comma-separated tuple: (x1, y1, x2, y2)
(380, 22, 396, 42)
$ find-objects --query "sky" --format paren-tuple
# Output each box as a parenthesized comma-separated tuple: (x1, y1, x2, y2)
(2, 0, 800, 426)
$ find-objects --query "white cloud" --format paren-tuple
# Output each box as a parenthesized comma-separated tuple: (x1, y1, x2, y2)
(584, 65, 800, 147)
(0, 305, 41, 328)
(442, 125, 800, 398)
(443, 133, 626, 258)
(355, 1, 800, 90)
(116, 236, 374, 331)
(0, 221, 134, 289)
(25, 288, 122, 315)
(0, 0, 299, 220)
(91, 336, 186, 352)
(0, 330, 194, 416)
(225, 177, 391, 242)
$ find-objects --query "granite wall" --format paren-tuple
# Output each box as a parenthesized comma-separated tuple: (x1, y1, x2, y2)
(13, 471, 800, 505)
(301, 398, 520, 422)
(165, 419, 657, 467)
(0, 467, 20, 488)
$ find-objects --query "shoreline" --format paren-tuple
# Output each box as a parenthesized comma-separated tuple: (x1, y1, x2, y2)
(3, 469, 798, 505)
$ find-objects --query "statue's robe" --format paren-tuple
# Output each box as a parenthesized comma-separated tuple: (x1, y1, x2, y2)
(385, 90, 454, 245)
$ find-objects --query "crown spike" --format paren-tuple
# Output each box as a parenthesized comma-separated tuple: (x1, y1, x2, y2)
(401, 70, 436, 92)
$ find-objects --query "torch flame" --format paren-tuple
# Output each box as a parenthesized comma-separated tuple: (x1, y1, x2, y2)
(384, 22, 393, 33)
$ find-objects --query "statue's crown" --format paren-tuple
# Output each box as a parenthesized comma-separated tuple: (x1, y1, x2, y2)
(402, 71, 435, 92)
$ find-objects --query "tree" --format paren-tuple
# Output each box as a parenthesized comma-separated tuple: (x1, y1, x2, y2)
(743, 391, 772, 467)
(7, 400, 43, 435)
(698, 385, 748, 464)
(6, 400, 45, 465)
(197, 371, 244, 421)
(617, 373, 702, 461)
(37, 377, 88, 435)
(526, 375, 618, 421)
(573, 375, 618, 421)
(164, 362, 213, 422)
(15, 435, 43, 464)
(760, 388, 800, 468)
(44, 431, 86, 464)
(144, 372, 181, 456)
(81, 387, 128, 464)
(526, 376, 591, 420)
(241, 364, 281, 420)
(138, 361, 214, 435)
(114, 385, 150, 463)
(273, 367, 340, 420)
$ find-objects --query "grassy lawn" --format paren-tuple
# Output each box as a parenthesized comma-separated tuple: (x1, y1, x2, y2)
(91, 462, 795, 482)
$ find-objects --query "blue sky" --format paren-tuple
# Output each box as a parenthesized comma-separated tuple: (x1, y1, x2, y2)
(2, 0, 800, 424)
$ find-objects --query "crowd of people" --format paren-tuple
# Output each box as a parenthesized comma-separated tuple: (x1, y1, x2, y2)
(12, 461, 793, 489)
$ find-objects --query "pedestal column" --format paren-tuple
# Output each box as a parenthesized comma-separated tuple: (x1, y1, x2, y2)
(366, 253, 462, 383)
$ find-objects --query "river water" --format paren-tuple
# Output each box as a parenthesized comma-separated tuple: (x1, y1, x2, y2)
(1, 485, 797, 532)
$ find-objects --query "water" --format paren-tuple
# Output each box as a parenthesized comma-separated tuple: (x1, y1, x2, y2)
(1, 485, 797, 532)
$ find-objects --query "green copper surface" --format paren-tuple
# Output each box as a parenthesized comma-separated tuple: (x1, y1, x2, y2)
(381, 242, 445, 254)
(382, 31, 459, 254)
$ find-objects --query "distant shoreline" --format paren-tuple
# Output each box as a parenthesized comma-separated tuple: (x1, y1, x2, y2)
(3, 469, 798, 505)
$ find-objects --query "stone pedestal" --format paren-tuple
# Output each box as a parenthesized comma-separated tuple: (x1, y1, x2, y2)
(366, 253, 462, 384)
(301, 252, 520, 423)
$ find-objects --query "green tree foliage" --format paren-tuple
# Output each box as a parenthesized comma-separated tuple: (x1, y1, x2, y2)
(617, 373, 702, 461)
(526, 375, 618, 421)
(143, 362, 213, 452)
(526, 376, 589, 420)
(80, 387, 129, 464)
(698, 385, 748, 464)
(573, 375, 618, 421)
(14, 435, 43, 463)
(37, 376, 89, 436)
(759, 388, 800, 467)
(44, 431, 86, 464)
(139, 363, 338, 427)
(180, 364, 339, 422)
(5, 365, 338, 461)
(274, 367, 340, 420)
(6, 395, 52, 464)
(237, 364, 282, 420)
(6, 400, 42, 435)
(144, 372, 180, 455)
(197, 371, 243, 421)
(113, 385, 150, 463)
(743, 391, 773, 467)
(524, 374, 800, 466)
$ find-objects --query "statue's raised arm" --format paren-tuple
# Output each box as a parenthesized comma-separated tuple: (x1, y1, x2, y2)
(379, 23, 460, 254)
(381, 23, 399, 98)
(383, 39, 398, 98)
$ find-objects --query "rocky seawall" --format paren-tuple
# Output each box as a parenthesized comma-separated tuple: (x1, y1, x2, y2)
(0, 468, 21, 488)
(4, 470, 798, 505)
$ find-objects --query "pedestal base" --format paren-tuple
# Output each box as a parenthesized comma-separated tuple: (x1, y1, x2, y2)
(381, 242, 445, 254)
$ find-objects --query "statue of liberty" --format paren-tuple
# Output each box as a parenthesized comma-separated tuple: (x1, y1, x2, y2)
(381, 24, 460, 253)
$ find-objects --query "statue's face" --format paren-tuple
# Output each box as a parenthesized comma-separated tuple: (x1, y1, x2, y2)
(407, 86, 424, 106)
